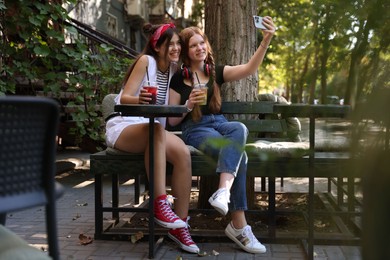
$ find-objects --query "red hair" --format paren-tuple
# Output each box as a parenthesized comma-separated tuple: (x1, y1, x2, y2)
(179, 27, 221, 121)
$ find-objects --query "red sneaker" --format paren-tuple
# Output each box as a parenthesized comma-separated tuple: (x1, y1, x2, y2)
(154, 194, 186, 229)
(168, 217, 200, 254)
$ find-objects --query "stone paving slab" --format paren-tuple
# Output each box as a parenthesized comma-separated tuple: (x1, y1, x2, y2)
(2, 148, 362, 259)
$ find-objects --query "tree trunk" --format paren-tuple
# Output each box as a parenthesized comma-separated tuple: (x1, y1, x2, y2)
(319, 6, 331, 105)
(198, 0, 258, 209)
(345, 49, 359, 107)
(344, 14, 370, 108)
(308, 45, 320, 104)
(205, 0, 257, 101)
(297, 53, 310, 103)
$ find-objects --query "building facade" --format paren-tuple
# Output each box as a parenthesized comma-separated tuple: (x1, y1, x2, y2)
(65, 0, 199, 52)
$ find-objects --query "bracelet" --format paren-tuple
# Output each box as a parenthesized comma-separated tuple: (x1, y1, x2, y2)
(184, 100, 193, 112)
(260, 42, 268, 49)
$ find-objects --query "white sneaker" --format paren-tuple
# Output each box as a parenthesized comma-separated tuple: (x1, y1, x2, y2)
(208, 188, 230, 215)
(225, 222, 266, 254)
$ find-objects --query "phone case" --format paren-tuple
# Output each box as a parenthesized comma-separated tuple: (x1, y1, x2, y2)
(253, 16, 266, 30)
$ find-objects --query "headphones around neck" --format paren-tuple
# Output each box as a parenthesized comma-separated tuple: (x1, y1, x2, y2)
(181, 63, 211, 79)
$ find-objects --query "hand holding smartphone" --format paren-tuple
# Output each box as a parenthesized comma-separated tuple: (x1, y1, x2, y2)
(253, 16, 267, 30)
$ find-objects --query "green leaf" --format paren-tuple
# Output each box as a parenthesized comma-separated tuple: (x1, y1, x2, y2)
(29, 16, 42, 26)
(56, 53, 68, 61)
(44, 72, 57, 80)
(51, 13, 59, 20)
(65, 26, 78, 35)
(46, 30, 64, 41)
(76, 95, 85, 102)
(33, 45, 51, 56)
(84, 88, 95, 96)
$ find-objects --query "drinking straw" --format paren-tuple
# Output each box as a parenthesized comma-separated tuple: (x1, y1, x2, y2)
(195, 72, 201, 85)
(146, 66, 150, 85)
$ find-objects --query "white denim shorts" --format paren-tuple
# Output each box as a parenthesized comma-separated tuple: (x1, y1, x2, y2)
(105, 116, 160, 148)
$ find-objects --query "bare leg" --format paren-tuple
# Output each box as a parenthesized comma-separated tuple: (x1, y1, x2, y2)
(114, 122, 167, 197)
(166, 132, 192, 218)
(219, 172, 234, 191)
(230, 210, 247, 229)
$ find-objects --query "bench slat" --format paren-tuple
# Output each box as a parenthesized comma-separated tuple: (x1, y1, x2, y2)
(221, 101, 275, 114)
(238, 119, 286, 133)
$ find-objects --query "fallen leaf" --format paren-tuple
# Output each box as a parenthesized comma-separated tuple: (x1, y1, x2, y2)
(79, 233, 93, 245)
(72, 213, 81, 221)
(212, 250, 219, 255)
(130, 231, 144, 243)
(197, 251, 208, 257)
(314, 220, 326, 228)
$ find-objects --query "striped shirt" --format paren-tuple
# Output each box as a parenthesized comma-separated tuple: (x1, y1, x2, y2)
(156, 69, 169, 105)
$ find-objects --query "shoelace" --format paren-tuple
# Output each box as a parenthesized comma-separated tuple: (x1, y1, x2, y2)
(177, 217, 194, 244)
(156, 195, 178, 221)
(241, 225, 258, 245)
(177, 227, 194, 244)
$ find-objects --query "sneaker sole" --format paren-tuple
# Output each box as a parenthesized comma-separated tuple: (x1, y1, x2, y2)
(225, 228, 266, 254)
(167, 232, 200, 254)
(154, 218, 186, 229)
(208, 197, 228, 215)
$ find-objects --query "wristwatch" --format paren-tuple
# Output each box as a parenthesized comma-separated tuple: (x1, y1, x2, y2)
(185, 100, 193, 112)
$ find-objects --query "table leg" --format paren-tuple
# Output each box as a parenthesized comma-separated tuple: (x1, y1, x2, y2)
(148, 117, 155, 259)
(112, 174, 119, 221)
(307, 116, 315, 260)
(94, 173, 103, 239)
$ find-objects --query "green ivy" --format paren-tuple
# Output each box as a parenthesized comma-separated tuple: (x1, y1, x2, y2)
(0, 0, 133, 150)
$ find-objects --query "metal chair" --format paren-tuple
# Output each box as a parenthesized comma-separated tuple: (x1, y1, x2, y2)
(0, 96, 65, 260)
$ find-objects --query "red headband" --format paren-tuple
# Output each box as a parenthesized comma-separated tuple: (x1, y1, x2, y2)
(151, 23, 176, 48)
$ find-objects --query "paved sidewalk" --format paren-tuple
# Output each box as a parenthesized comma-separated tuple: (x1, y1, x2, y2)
(4, 147, 362, 260)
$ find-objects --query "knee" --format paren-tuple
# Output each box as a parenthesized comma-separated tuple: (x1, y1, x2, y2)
(176, 142, 191, 161)
(239, 122, 249, 137)
(233, 122, 248, 142)
(168, 139, 191, 165)
(153, 123, 165, 136)
(154, 123, 165, 132)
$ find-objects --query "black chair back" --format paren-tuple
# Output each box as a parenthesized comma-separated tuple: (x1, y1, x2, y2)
(0, 96, 64, 260)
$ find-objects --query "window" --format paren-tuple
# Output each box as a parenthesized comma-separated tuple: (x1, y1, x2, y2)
(107, 13, 118, 38)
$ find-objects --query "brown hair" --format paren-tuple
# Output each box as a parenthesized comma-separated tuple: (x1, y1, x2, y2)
(121, 23, 179, 86)
(179, 27, 221, 121)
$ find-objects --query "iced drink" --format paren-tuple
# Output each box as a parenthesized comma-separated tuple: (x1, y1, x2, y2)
(143, 83, 158, 104)
(194, 84, 208, 105)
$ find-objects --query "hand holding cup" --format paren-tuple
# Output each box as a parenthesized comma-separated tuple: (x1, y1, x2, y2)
(192, 83, 208, 105)
(141, 82, 158, 104)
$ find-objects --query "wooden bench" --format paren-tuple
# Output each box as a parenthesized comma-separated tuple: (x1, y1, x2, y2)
(91, 95, 355, 258)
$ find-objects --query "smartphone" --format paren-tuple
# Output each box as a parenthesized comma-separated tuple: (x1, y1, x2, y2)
(253, 15, 266, 30)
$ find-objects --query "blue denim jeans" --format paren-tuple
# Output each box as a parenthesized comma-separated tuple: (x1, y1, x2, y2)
(181, 114, 249, 211)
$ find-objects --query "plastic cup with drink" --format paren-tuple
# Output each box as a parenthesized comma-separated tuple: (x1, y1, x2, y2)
(194, 83, 208, 105)
(143, 81, 158, 105)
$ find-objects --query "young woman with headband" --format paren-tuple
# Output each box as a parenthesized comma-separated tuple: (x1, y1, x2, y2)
(105, 23, 199, 254)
